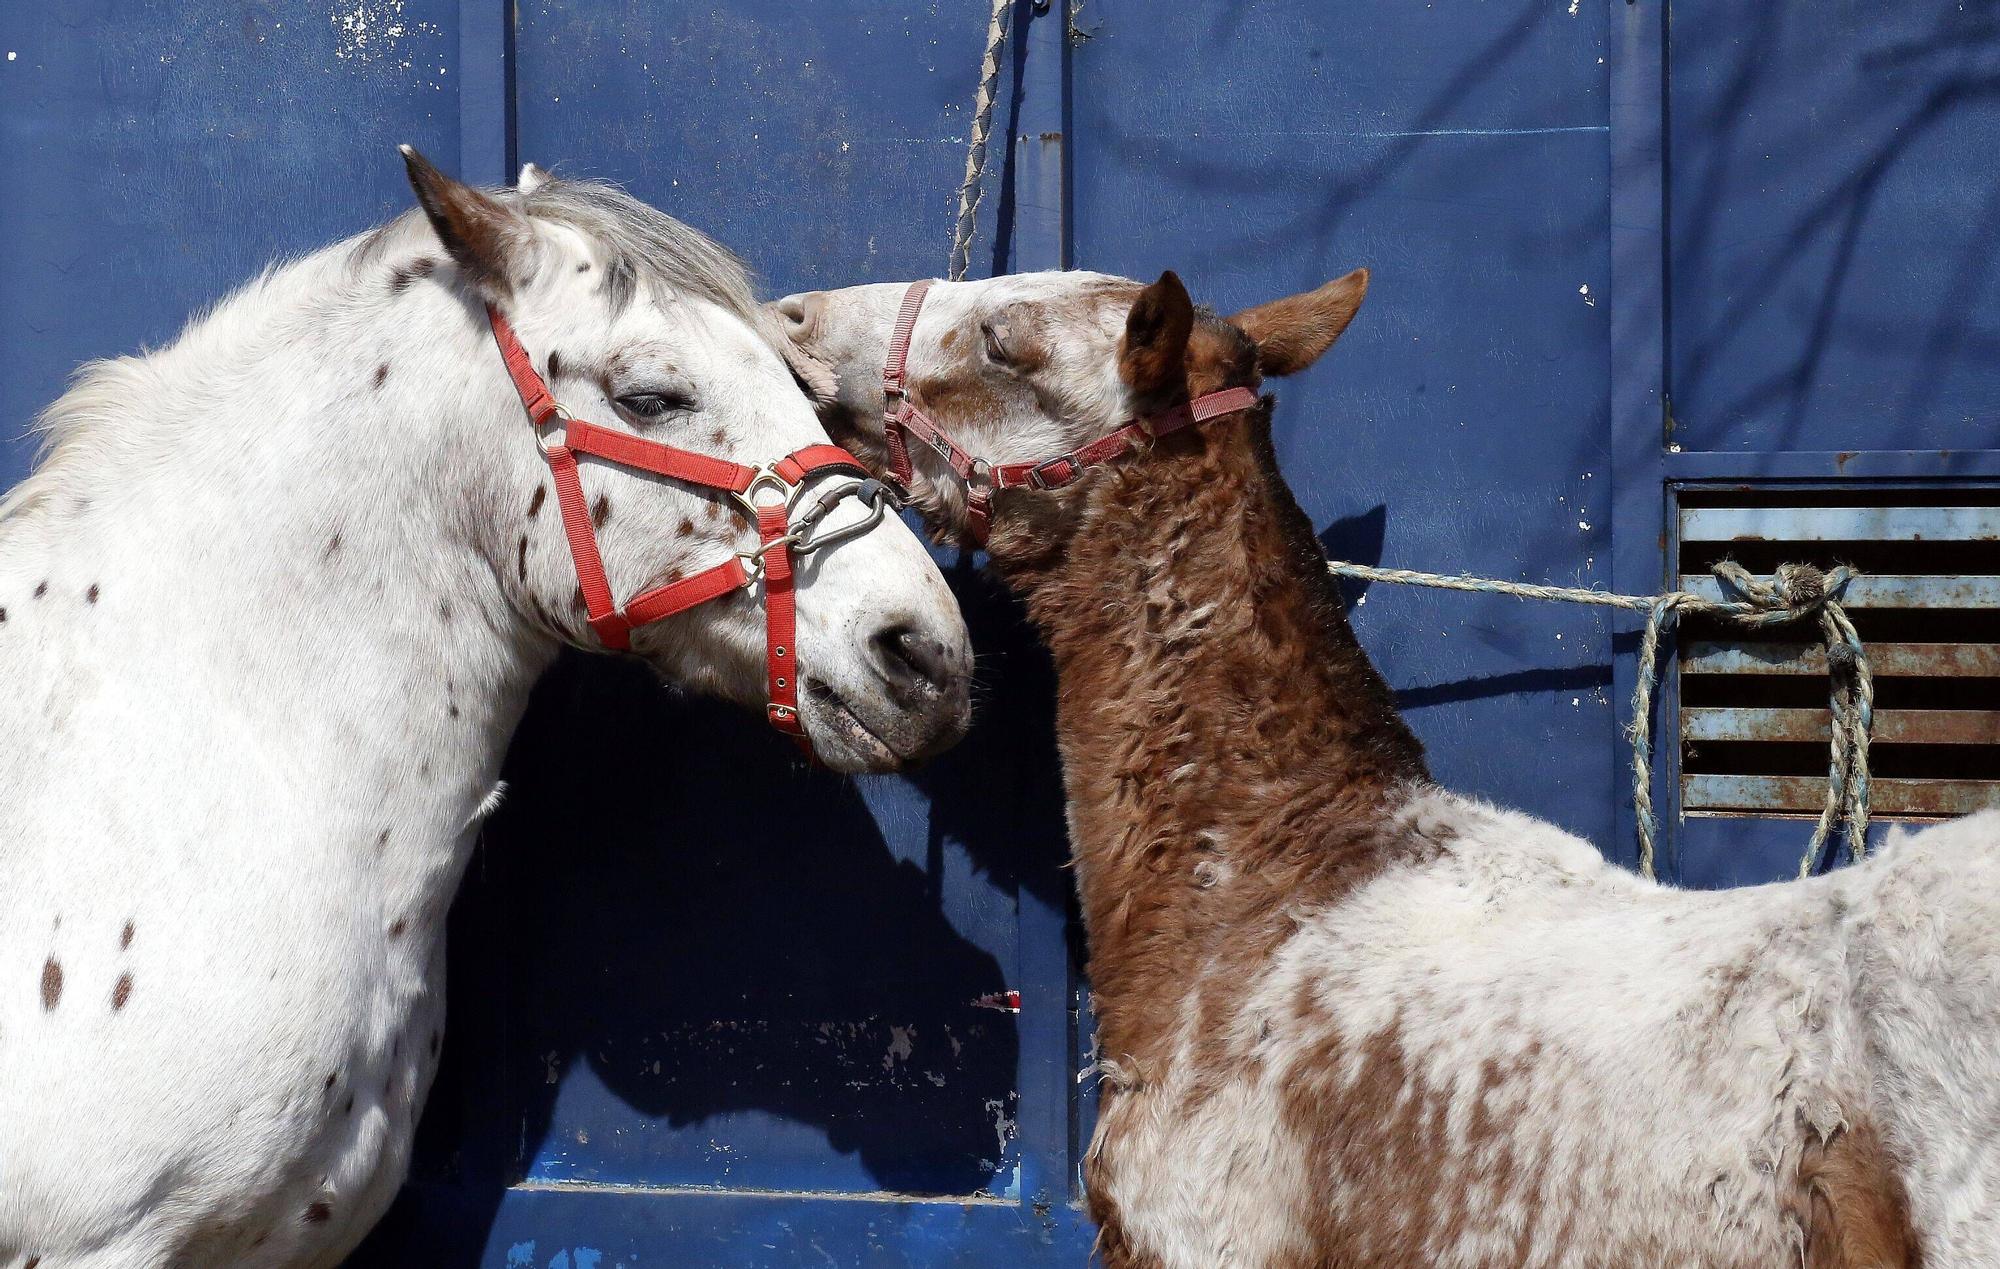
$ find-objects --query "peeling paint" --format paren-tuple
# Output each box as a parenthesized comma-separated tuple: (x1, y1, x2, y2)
(883, 1024, 915, 1070)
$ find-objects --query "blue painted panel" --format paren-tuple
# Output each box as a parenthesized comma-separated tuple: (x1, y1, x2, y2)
(367, 1183, 1096, 1267)
(512, 0, 1000, 294)
(1070, 0, 1620, 845)
(0, 0, 460, 470)
(1667, 2, 2000, 453)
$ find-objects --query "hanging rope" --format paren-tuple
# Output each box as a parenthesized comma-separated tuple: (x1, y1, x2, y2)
(949, 0, 1016, 281)
(1324, 559, 1874, 880)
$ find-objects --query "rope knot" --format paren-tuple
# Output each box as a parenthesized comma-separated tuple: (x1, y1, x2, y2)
(1773, 562, 1826, 610)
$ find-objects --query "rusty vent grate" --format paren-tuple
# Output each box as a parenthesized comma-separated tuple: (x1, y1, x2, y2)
(1678, 489, 2000, 819)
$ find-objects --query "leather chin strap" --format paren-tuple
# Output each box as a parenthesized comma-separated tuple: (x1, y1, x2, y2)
(880, 279, 1260, 543)
(489, 305, 883, 752)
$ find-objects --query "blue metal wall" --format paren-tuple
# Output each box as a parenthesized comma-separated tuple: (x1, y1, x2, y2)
(4, 2, 1993, 1264)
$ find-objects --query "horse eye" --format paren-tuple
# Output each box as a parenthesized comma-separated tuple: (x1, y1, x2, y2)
(981, 321, 1012, 366)
(615, 391, 693, 422)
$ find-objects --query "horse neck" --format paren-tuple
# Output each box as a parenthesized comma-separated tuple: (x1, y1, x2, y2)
(0, 258, 556, 903)
(1004, 409, 1429, 1072)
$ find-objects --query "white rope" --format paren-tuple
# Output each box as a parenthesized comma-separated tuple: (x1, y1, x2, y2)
(1326, 560, 1874, 880)
(949, 0, 1015, 281)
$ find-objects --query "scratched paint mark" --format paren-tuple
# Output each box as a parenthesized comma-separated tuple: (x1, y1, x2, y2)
(1579, 283, 1595, 307)
(984, 1096, 1019, 1159)
(571, 1252, 604, 1269)
(330, 0, 440, 67)
(504, 1242, 535, 1268)
(883, 1024, 915, 1070)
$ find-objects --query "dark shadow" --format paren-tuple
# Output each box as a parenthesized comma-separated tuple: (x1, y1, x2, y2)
(901, 554, 1074, 912)
(355, 631, 1033, 1263)
(1317, 503, 1389, 607)
(1394, 662, 1614, 711)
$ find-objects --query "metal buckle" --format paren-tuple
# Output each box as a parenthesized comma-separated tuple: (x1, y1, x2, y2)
(731, 466, 805, 518)
(1027, 455, 1077, 491)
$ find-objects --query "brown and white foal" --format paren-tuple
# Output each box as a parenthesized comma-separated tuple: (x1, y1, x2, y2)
(775, 269, 2000, 1267)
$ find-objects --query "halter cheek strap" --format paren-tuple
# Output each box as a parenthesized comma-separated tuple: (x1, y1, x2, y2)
(489, 306, 877, 750)
(880, 280, 1260, 543)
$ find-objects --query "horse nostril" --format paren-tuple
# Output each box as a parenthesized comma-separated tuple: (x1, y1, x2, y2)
(869, 622, 950, 705)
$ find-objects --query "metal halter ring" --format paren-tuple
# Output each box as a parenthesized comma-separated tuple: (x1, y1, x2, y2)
(732, 466, 806, 518)
(534, 402, 575, 457)
(736, 531, 804, 581)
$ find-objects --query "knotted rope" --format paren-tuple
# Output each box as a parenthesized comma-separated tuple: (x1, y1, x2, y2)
(1325, 559, 1874, 880)
(948, 0, 1016, 281)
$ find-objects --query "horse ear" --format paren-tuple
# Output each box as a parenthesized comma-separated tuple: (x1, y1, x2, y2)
(1120, 271, 1195, 398)
(517, 162, 552, 194)
(1230, 267, 1369, 377)
(399, 144, 534, 297)
(762, 304, 841, 407)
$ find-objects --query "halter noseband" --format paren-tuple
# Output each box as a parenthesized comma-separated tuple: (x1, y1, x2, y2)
(879, 279, 1260, 542)
(488, 305, 888, 754)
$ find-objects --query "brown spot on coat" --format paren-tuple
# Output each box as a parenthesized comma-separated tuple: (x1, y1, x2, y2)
(517, 534, 529, 581)
(388, 256, 438, 294)
(376, 827, 391, 853)
(527, 485, 547, 518)
(324, 1072, 337, 1091)
(677, 517, 696, 536)
(590, 494, 611, 529)
(373, 363, 390, 390)
(1795, 1116, 1919, 1268)
(710, 427, 728, 447)
(40, 958, 62, 1009)
(546, 350, 564, 380)
(86, 583, 99, 604)
(389, 918, 407, 939)
(121, 920, 134, 948)
(322, 533, 343, 561)
(303, 1202, 331, 1224)
(34, 580, 47, 599)
(111, 973, 132, 1010)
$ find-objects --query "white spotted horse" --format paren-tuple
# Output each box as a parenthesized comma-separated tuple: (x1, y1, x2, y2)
(0, 151, 972, 1267)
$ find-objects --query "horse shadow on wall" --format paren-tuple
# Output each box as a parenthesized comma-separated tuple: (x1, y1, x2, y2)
(357, 555, 1075, 1264)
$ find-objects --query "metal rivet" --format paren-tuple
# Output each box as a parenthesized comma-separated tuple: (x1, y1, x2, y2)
(775, 646, 787, 657)
(775, 677, 787, 689)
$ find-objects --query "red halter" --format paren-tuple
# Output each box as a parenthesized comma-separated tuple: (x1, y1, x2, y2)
(488, 305, 883, 751)
(880, 279, 1260, 542)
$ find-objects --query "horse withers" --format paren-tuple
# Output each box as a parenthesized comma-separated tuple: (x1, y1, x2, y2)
(0, 154, 970, 1267)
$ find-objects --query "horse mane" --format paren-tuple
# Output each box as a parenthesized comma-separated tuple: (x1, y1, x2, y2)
(0, 174, 765, 529)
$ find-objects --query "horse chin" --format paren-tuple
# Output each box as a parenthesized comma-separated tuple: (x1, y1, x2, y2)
(802, 677, 906, 773)
(805, 684, 903, 772)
